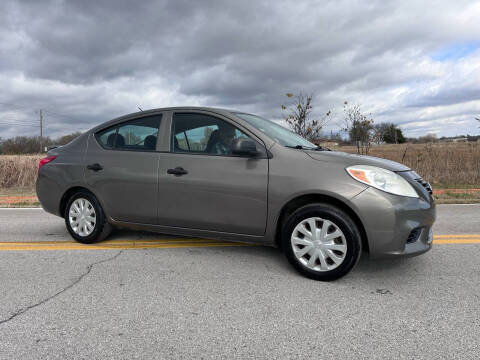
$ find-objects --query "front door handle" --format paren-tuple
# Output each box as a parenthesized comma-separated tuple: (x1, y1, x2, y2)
(87, 163, 103, 171)
(167, 167, 188, 176)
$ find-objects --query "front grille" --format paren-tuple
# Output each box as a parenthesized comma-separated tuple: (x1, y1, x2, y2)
(415, 178, 433, 195)
(407, 228, 422, 244)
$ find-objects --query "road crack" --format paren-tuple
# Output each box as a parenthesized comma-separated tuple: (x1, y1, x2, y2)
(0, 250, 123, 326)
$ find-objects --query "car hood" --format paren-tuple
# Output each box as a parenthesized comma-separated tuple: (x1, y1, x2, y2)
(305, 150, 410, 172)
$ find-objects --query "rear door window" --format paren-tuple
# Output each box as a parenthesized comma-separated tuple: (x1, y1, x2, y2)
(96, 127, 117, 149)
(96, 115, 162, 151)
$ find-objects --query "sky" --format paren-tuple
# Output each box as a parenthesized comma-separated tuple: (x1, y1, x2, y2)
(1, 0, 479, 140)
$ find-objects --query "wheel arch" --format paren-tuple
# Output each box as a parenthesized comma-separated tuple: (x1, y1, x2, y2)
(274, 193, 369, 253)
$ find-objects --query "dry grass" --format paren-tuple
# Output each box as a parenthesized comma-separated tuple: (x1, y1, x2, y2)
(433, 190, 480, 204)
(1, 142, 479, 192)
(0, 155, 43, 189)
(331, 142, 480, 187)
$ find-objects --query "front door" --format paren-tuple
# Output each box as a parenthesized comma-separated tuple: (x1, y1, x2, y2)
(84, 114, 162, 224)
(157, 112, 268, 236)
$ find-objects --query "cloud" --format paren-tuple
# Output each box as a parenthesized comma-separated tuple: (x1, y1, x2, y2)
(1, 0, 480, 139)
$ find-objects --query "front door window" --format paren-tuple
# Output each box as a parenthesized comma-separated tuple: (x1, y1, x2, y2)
(171, 113, 250, 156)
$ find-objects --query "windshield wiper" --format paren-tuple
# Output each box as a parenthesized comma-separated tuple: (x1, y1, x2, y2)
(286, 145, 330, 151)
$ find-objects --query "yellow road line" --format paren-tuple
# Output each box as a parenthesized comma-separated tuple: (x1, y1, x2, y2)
(0, 241, 253, 251)
(0, 235, 479, 251)
(0, 238, 224, 246)
(433, 234, 480, 238)
(433, 239, 480, 244)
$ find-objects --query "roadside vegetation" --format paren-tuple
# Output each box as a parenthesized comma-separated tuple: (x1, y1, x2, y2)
(1, 142, 479, 205)
(335, 142, 480, 188)
(0, 101, 478, 205)
(0, 155, 41, 189)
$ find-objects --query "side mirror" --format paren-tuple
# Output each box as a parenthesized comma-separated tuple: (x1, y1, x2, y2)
(230, 138, 259, 157)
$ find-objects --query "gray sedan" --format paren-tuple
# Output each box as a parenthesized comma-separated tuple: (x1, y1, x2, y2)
(36, 107, 435, 280)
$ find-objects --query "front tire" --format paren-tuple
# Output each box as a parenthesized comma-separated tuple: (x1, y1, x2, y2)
(281, 203, 361, 281)
(64, 190, 112, 244)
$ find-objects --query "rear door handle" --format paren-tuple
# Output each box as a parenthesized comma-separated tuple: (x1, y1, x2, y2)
(87, 163, 103, 171)
(167, 167, 188, 176)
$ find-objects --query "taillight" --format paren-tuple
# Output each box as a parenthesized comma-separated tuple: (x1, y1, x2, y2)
(38, 155, 57, 173)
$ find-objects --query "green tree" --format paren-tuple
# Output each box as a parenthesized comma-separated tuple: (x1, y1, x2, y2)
(375, 122, 406, 144)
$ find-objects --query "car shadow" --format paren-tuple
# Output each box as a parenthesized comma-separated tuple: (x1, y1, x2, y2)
(106, 229, 425, 280)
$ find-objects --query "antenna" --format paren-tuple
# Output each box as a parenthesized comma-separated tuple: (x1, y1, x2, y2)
(138, 107, 143, 112)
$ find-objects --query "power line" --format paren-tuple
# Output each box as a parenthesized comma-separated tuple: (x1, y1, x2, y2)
(43, 109, 74, 119)
(0, 117, 39, 122)
(0, 105, 46, 151)
(0, 122, 40, 127)
(0, 104, 75, 120)
(0, 120, 39, 126)
(0, 119, 40, 125)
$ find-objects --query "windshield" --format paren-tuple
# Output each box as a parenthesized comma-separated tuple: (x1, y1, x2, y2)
(233, 112, 316, 148)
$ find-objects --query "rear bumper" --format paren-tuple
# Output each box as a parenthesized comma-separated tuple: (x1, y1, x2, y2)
(36, 171, 63, 217)
(351, 187, 436, 258)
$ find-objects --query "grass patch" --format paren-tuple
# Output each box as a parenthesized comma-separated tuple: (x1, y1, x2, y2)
(0, 187, 36, 197)
(0, 186, 39, 207)
(435, 198, 480, 204)
(434, 189, 480, 204)
(1, 201, 41, 208)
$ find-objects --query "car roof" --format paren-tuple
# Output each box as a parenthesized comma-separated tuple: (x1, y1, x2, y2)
(90, 107, 243, 132)
(120, 106, 239, 119)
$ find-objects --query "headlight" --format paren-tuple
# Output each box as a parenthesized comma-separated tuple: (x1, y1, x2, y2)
(346, 165, 418, 198)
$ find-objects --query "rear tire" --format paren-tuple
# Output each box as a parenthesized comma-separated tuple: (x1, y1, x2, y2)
(281, 203, 361, 281)
(64, 190, 112, 244)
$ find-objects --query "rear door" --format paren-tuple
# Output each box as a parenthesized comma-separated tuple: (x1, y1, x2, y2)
(84, 114, 164, 224)
(157, 111, 268, 236)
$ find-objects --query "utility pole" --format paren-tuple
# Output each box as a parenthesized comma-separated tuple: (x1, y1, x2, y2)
(39, 109, 43, 153)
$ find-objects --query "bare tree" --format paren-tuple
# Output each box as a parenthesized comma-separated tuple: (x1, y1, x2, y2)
(418, 133, 438, 143)
(281, 92, 331, 141)
(56, 132, 82, 145)
(343, 101, 374, 155)
(0, 132, 82, 154)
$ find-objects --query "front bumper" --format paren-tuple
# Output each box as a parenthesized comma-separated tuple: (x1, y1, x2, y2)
(351, 187, 436, 258)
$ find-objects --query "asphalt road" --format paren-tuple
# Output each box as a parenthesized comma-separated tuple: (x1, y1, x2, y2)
(0, 205, 479, 359)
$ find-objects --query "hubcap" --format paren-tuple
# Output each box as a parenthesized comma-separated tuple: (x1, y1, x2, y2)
(69, 198, 96, 237)
(291, 217, 347, 272)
